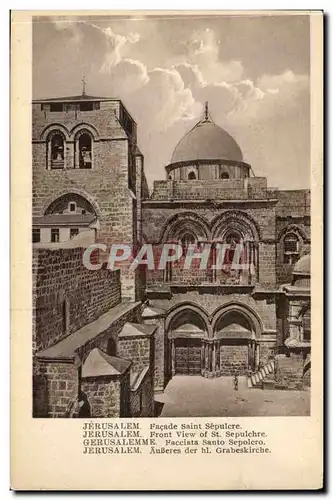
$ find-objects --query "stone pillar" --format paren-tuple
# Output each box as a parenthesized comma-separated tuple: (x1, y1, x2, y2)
(204, 341, 209, 374)
(201, 341, 205, 375)
(256, 242, 260, 281)
(219, 343, 222, 373)
(215, 341, 220, 376)
(248, 241, 252, 284)
(255, 342, 260, 371)
(171, 339, 175, 376)
(212, 341, 216, 376)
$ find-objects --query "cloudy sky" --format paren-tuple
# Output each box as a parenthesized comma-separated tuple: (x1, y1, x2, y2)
(33, 14, 310, 189)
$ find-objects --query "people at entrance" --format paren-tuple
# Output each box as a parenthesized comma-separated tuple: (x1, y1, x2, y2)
(234, 374, 239, 391)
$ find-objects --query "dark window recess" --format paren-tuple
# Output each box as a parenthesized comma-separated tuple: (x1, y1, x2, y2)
(188, 172, 196, 180)
(50, 134, 65, 168)
(51, 228, 60, 243)
(70, 228, 79, 239)
(32, 228, 40, 243)
(107, 337, 117, 356)
(284, 236, 298, 253)
(283, 234, 299, 264)
(180, 232, 196, 248)
(220, 172, 230, 180)
(69, 202, 76, 212)
(79, 102, 94, 112)
(50, 103, 64, 112)
(128, 155, 136, 191)
(78, 133, 92, 169)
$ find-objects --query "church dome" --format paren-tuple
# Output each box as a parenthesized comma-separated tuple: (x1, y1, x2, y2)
(171, 113, 243, 164)
(293, 254, 310, 276)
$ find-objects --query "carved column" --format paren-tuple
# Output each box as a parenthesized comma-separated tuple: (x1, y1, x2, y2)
(248, 241, 252, 284)
(171, 339, 175, 376)
(205, 342, 209, 372)
(211, 243, 216, 283)
(219, 342, 223, 374)
(256, 242, 260, 281)
(201, 341, 205, 376)
(212, 341, 216, 376)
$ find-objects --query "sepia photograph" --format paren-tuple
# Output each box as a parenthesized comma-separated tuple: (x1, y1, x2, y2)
(31, 12, 312, 420)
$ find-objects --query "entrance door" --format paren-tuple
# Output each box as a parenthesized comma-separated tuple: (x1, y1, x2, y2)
(175, 338, 201, 375)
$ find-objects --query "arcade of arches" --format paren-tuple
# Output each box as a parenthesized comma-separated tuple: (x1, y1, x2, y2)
(166, 306, 260, 378)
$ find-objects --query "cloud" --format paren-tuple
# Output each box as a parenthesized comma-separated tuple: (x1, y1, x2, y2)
(33, 19, 310, 189)
(82, 21, 141, 68)
(188, 28, 244, 83)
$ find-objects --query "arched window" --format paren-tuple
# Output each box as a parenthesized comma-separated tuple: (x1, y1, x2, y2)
(283, 233, 299, 264)
(188, 171, 196, 180)
(180, 232, 196, 249)
(78, 133, 92, 168)
(74, 130, 93, 169)
(224, 230, 243, 266)
(48, 132, 65, 169)
(220, 172, 230, 180)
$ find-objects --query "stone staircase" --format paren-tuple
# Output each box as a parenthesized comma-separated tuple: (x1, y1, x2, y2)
(247, 359, 276, 389)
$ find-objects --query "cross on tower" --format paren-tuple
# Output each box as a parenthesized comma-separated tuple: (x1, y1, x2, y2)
(81, 75, 87, 96)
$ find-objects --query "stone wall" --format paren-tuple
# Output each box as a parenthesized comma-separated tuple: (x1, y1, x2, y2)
(130, 368, 155, 417)
(274, 189, 310, 284)
(79, 303, 143, 363)
(274, 353, 304, 390)
(150, 177, 269, 201)
(219, 344, 249, 376)
(118, 335, 154, 373)
(81, 375, 130, 418)
(33, 247, 121, 352)
(33, 360, 78, 418)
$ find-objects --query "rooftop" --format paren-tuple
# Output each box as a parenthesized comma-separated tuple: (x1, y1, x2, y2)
(170, 102, 243, 165)
(82, 348, 131, 378)
(118, 322, 157, 338)
(33, 94, 118, 103)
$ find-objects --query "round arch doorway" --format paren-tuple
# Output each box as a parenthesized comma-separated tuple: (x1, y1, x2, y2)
(214, 310, 257, 376)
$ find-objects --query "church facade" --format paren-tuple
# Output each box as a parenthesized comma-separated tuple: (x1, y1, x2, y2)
(32, 93, 311, 417)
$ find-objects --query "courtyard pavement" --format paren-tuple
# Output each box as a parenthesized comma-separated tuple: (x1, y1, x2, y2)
(156, 376, 310, 417)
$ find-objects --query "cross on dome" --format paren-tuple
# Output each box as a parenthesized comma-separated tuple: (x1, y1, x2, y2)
(203, 101, 212, 122)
